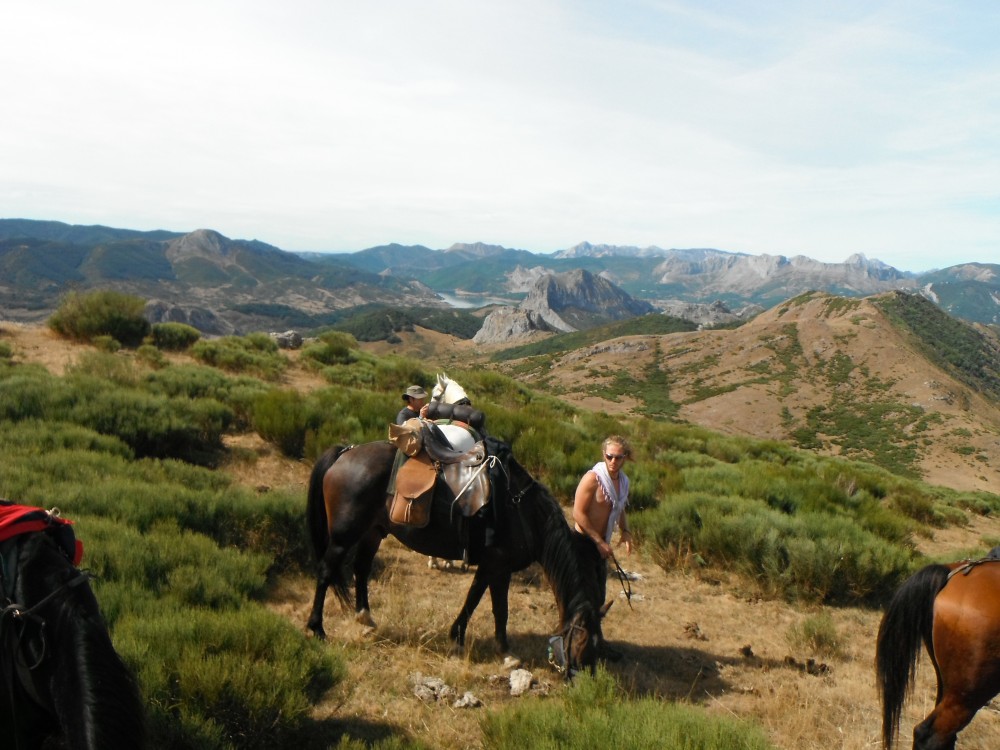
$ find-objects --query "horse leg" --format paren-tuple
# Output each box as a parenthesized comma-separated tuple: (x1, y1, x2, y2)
(449, 566, 491, 648)
(913, 697, 981, 750)
(487, 568, 513, 654)
(352, 529, 382, 630)
(307, 551, 338, 639)
(307, 537, 357, 639)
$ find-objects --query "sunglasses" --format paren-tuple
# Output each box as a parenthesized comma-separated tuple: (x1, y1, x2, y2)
(604, 453, 626, 461)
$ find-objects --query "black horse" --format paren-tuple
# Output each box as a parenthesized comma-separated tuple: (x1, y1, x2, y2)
(306, 437, 608, 675)
(0, 515, 145, 749)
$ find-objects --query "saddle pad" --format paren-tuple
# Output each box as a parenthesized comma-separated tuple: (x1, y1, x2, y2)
(0, 501, 83, 565)
(435, 423, 476, 453)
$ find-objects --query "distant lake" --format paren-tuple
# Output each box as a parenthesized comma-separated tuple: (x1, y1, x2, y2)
(436, 292, 515, 309)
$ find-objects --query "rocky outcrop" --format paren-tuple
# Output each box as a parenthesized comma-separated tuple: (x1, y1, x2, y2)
(474, 269, 655, 345)
(658, 300, 764, 328)
(652, 252, 916, 298)
(472, 307, 556, 345)
(144, 300, 234, 336)
(520, 269, 655, 332)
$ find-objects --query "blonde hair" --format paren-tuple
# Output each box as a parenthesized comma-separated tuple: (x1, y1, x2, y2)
(602, 435, 631, 458)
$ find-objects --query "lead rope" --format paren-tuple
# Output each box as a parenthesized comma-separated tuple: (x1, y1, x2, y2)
(609, 552, 633, 610)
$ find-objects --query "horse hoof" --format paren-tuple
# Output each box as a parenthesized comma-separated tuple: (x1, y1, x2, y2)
(355, 609, 377, 629)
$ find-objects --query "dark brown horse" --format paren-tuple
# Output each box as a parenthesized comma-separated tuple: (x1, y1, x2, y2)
(305, 437, 607, 675)
(876, 556, 1000, 749)
(0, 516, 146, 749)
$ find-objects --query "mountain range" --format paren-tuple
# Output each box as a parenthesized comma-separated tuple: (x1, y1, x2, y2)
(2, 219, 998, 494)
(1, 219, 998, 336)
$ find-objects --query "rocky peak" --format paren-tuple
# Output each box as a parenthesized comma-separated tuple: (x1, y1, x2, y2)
(475, 268, 656, 344)
(165, 229, 235, 262)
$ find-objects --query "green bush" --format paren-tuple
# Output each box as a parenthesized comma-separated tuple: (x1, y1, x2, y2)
(481, 670, 776, 750)
(136, 343, 168, 368)
(192, 335, 287, 380)
(787, 612, 842, 658)
(92, 334, 122, 352)
(300, 331, 358, 366)
(116, 605, 342, 749)
(48, 289, 151, 346)
(150, 321, 202, 350)
(252, 389, 316, 458)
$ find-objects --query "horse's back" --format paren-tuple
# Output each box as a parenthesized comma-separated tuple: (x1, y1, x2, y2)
(927, 561, 1000, 725)
(934, 562, 1000, 662)
(324, 441, 396, 493)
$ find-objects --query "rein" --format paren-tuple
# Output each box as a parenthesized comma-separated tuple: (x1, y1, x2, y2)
(609, 552, 633, 610)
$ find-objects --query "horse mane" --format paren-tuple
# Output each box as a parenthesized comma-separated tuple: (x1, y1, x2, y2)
(59, 606, 147, 748)
(536, 494, 602, 625)
(497, 449, 602, 626)
(15, 531, 146, 749)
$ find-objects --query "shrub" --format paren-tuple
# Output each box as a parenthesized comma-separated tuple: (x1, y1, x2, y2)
(787, 612, 842, 658)
(481, 669, 776, 750)
(192, 335, 287, 380)
(300, 331, 358, 367)
(48, 289, 151, 346)
(252, 389, 316, 458)
(136, 344, 168, 368)
(150, 322, 201, 350)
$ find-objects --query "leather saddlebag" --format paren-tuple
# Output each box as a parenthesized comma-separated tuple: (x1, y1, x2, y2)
(388, 452, 436, 527)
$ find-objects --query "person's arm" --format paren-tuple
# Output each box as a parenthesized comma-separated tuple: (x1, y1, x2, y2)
(573, 471, 611, 559)
(617, 511, 633, 556)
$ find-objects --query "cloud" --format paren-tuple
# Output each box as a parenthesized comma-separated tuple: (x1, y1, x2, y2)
(1, 0, 998, 271)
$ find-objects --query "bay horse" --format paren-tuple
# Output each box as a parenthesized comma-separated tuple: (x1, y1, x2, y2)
(305, 437, 607, 675)
(0, 505, 145, 749)
(876, 555, 1000, 749)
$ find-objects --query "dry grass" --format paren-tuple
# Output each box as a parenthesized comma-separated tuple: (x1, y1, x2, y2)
(264, 524, 1000, 750)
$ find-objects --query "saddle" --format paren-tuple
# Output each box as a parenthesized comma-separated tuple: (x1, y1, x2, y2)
(0, 501, 82, 573)
(387, 420, 492, 528)
(949, 550, 1000, 580)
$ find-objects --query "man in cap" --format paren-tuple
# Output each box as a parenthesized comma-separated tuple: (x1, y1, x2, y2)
(395, 384, 429, 425)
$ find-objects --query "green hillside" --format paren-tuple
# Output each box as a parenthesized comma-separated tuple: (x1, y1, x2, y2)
(2, 306, 997, 747)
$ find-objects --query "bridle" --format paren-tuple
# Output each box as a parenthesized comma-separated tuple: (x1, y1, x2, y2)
(1, 540, 93, 745)
(547, 619, 591, 677)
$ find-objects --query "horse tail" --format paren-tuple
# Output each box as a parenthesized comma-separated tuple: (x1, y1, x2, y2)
(306, 445, 349, 561)
(876, 563, 950, 749)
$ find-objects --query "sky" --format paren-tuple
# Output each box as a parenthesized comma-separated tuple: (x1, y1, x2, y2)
(2, 1, 998, 272)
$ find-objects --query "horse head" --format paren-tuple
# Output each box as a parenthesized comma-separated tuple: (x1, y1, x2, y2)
(549, 600, 612, 678)
(431, 373, 470, 406)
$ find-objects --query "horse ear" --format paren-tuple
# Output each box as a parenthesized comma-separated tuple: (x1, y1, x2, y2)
(600, 600, 614, 617)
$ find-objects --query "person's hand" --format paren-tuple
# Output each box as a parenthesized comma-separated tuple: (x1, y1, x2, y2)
(419, 404, 429, 418)
(597, 539, 612, 559)
(620, 530, 633, 557)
